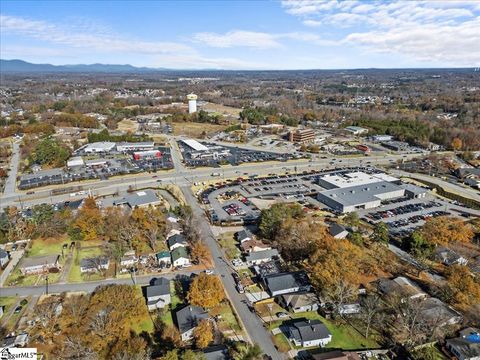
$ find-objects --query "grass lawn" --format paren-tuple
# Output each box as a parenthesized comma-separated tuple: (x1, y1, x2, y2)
(255, 301, 285, 318)
(412, 344, 448, 360)
(0, 297, 19, 317)
(217, 232, 241, 260)
(157, 281, 184, 327)
(273, 333, 291, 353)
(67, 246, 104, 283)
(28, 236, 68, 257)
(270, 311, 379, 351)
(210, 301, 241, 332)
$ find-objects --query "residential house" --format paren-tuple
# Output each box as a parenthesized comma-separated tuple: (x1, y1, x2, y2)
(19, 255, 60, 275)
(166, 227, 182, 239)
(120, 251, 137, 268)
(263, 271, 311, 297)
(175, 305, 210, 342)
(202, 345, 229, 360)
(311, 351, 361, 360)
(280, 293, 319, 313)
(167, 234, 187, 251)
(377, 276, 427, 302)
(434, 247, 468, 266)
(0, 248, 9, 268)
(329, 223, 349, 239)
(156, 251, 172, 267)
(338, 303, 361, 315)
(171, 247, 190, 268)
(446, 327, 480, 360)
(240, 239, 271, 254)
(236, 229, 253, 243)
(80, 257, 110, 273)
(145, 277, 171, 311)
(14, 333, 29, 347)
(288, 319, 332, 348)
(419, 297, 462, 327)
(245, 249, 279, 266)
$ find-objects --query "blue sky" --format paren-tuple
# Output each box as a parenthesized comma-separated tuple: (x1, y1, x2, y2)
(1, 0, 479, 69)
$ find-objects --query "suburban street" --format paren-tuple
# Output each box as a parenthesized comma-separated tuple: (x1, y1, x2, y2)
(180, 185, 284, 359)
(3, 140, 21, 195)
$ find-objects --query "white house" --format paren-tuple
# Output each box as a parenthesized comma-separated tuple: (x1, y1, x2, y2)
(288, 320, 332, 348)
(171, 247, 190, 268)
(145, 277, 171, 311)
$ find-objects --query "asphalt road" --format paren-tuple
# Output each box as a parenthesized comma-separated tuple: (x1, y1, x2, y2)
(0, 152, 423, 211)
(180, 185, 284, 359)
(3, 141, 21, 195)
(0, 268, 200, 297)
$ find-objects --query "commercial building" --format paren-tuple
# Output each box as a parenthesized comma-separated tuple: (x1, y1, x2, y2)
(344, 126, 368, 135)
(187, 93, 198, 114)
(318, 171, 399, 190)
(116, 142, 155, 152)
(82, 142, 116, 153)
(289, 128, 315, 143)
(181, 139, 209, 152)
(67, 156, 85, 168)
(371, 134, 393, 142)
(133, 150, 162, 160)
(113, 190, 162, 208)
(318, 181, 405, 213)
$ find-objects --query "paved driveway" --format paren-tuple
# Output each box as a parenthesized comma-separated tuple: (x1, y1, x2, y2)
(0, 250, 24, 287)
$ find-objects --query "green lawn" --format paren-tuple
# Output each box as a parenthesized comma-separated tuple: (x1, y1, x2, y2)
(67, 247, 104, 283)
(0, 297, 18, 318)
(210, 301, 241, 332)
(270, 311, 379, 351)
(218, 232, 241, 260)
(157, 281, 183, 327)
(273, 333, 292, 353)
(28, 237, 67, 257)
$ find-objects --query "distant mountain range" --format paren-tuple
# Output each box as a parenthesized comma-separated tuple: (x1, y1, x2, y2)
(0, 59, 168, 73)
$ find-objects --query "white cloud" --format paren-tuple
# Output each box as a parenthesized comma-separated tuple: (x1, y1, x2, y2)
(192, 30, 282, 49)
(0, 14, 193, 55)
(192, 30, 336, 48)
(281, 0, 480, 65)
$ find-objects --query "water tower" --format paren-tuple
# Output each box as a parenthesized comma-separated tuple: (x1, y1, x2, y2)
(187, 93, 197, 114)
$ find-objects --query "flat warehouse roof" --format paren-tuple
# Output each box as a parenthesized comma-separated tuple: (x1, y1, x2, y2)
(319, 171, 398, 188)
(181, 139, 209, 152)
(318, 181, 404, 206)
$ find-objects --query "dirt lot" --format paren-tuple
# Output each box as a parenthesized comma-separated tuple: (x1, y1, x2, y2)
(117, 119, 139, 132)
(173, 122, 227, 138)
(201, 102, 242, 117)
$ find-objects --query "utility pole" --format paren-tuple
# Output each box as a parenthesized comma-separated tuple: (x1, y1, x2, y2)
(45, 275, 49, 295)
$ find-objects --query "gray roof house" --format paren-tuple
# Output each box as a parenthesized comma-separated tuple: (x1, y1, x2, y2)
(245, 249, 280, 265)
(263, 271, 311, 297)
(167, 234, 187, 251)
(80, 257, 110, 273)
(146, 277, 171, 311)
(202, 345, 229, 360)
(377, 276, 427, 301)
(329, 223, 349, 239)
(446, 327, 480, 360)
(280, 292, 319, 313)
(0, 248, 9, 268)
(434, 246, 468, 266)
(175, 305, 210, 342)
(113, 189, 161, 208)
(236, 229, 253, 243)
(419, 297, 462, 327)
(288, 320, 332, 348)
(20, 254, 60, 275)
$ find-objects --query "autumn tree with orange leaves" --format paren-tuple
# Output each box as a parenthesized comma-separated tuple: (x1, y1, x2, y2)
(418, 216, 473, 246)
(193, 319, 213, 349)
(187, 273, 225, 308)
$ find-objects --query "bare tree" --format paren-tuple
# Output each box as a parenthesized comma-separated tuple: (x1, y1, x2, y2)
(327, 280, 357, 318)
(359, 295, 384, 339)
(144, 225, 160, 251)
(59, 336, 98, 360)
(89, 307, 112, 338)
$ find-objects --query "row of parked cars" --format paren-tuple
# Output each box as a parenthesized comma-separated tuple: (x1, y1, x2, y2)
(387, 210, 450, 229)
(366, 201, 442, 220)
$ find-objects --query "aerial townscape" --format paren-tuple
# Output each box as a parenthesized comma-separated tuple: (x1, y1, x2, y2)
(1, 1, 480, 360)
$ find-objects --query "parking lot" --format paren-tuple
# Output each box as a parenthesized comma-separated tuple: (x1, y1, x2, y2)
(179, 140, 305, 168)
(18, 147, 173, 190)
(358, 195, 457, 235)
